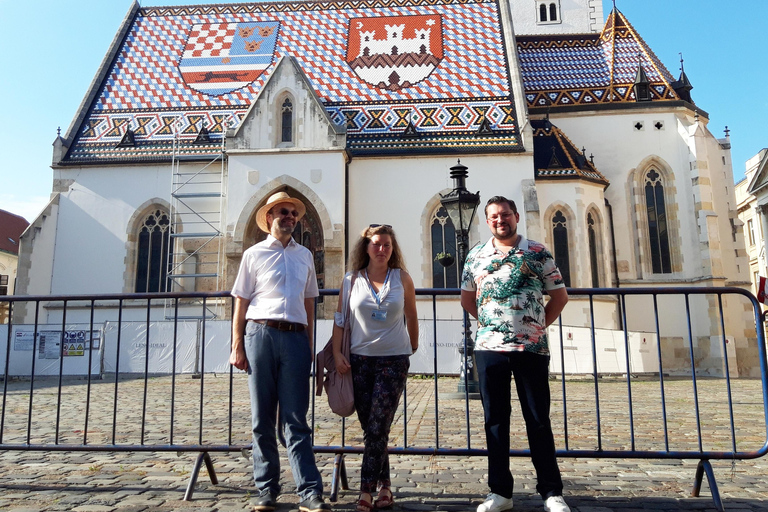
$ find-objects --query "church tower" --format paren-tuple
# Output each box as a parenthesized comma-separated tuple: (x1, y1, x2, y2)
(508, 0, 604, 35)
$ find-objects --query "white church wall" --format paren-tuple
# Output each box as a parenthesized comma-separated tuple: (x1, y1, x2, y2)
(49, 164, 171, 295)
(347, 153, 536, 290)
(18, 198, 59, 299)
(507, 0, 603, 35)
(226, 150, 346, 249)
(535, 179, 610, 287)
(548, 109, 702, 282)
(232, 57, 345, 152)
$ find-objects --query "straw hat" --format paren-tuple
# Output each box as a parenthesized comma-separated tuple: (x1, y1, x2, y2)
(255, 191, 306, 232)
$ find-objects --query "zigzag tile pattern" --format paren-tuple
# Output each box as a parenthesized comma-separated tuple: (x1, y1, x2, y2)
(517, 10, 678, 108)
(67, 0, 519, 161)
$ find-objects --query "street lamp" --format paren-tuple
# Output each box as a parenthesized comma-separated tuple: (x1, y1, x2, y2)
(439, 160, 480, 394)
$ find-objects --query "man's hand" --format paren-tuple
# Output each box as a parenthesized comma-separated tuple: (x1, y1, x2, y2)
(229, 345, 249, 371)
(231, 296, 250, 371)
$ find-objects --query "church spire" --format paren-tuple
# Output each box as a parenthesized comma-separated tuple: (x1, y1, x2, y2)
(672, 53, 694, 103)
(633, 53, 651, 102)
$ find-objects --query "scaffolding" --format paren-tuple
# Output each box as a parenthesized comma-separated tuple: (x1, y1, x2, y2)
(166, 122, 227, 319)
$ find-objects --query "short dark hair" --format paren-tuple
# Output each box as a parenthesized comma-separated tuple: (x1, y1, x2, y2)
(484, 195, 517, 216)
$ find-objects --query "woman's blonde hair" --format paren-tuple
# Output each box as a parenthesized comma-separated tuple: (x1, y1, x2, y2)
(348, 224, 407, 271)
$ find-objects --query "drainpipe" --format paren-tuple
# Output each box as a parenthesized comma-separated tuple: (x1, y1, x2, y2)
(344, 152, 350, 264)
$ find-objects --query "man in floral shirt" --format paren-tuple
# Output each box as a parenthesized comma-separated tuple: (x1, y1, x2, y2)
(461, 196, 569, 512)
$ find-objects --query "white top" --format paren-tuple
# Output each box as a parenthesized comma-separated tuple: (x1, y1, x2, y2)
(341, 269, 410, 357)
(231, 234, 319, 325)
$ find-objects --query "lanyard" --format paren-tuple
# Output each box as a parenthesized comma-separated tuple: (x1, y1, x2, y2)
(365, 268, 391, 309)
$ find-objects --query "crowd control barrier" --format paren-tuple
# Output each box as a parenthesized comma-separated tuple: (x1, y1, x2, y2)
(0, 287, 765, 511)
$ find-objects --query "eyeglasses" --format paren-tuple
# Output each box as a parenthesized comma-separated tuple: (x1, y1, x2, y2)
(368, 224, 392, 229)
(277, 208, 299, 217)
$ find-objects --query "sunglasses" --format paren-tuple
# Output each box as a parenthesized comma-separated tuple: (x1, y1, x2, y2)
(368, 223, 392, 228)
(276, 208, 300, 217)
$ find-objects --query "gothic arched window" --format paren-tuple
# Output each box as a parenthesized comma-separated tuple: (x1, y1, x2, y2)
(135, 209, 172, 293)
(539, 3, 547, 21)
(281, 97, 293, 143)
(552, 210, 571, 287)
(588, 212, 600, 288)
(431, 206, 458, 288)
(645, 169, 672, 273)
(549, 2, 558, 21)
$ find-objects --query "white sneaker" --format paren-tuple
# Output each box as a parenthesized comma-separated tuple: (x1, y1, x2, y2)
(543, 495, 570, 512)
(477, 493, 513, 512)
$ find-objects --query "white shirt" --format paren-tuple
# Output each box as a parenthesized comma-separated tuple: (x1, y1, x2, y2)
(231, 234, 319, 325)
(341, 269, 411, 357)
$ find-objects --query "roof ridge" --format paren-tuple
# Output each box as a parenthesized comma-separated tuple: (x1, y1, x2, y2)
(600, 8, 676, 101)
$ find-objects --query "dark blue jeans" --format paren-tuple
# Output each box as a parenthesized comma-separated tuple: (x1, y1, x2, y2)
(475, 350, 563, 500)
(244, 321, 323, 499)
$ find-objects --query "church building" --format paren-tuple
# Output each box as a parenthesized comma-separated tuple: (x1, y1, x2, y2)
(16, 0, 756, 374)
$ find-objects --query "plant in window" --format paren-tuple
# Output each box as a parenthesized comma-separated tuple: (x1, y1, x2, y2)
(435, 252, 455, 267)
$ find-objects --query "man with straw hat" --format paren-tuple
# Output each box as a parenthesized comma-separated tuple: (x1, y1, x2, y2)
(230, 191, 331, 512)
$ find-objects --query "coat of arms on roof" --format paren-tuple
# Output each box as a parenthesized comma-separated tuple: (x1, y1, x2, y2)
(345, 15, 443, 91)
(178, 22, 280, 96)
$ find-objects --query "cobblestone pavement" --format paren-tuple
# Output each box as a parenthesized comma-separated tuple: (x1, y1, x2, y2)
(0, 374, 766, 511)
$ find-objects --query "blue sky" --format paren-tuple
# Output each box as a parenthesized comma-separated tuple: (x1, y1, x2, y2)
(1, 0, 765, 222)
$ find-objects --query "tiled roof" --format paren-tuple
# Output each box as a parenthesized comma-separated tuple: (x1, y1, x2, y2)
(0, 210, 29, 256)
(63, 0, 522, 163)
(517, 9, 679, 108)
(531, 119, 608, 186)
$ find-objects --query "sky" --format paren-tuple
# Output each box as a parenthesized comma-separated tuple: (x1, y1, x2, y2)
(0, 0, 765, 223)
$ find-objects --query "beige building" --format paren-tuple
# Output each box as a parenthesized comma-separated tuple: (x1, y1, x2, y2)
(736, 149, 768, 299)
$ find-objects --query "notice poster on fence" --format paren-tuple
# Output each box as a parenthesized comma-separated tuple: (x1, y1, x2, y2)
(63, 330, 86, 356)
(38, 331, 61, 359)
(35, 330, 102, 358)
(13, 330, 35, 351)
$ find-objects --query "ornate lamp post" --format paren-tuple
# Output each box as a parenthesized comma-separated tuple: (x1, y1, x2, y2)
(439, 160, 480, 394)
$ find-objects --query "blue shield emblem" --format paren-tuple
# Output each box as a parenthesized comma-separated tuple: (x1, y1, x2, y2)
(178, 22, 279, 96)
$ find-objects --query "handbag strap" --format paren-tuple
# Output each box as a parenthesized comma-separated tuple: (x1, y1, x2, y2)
(341, 273, 357, 357)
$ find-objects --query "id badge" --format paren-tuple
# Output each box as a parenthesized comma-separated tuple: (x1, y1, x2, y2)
(371, 309, 388, 322)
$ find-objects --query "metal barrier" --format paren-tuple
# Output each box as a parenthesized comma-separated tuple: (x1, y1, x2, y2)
(0, 287, 766, 511)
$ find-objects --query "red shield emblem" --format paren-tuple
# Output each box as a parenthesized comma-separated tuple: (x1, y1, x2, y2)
(346, 15, 443, 91)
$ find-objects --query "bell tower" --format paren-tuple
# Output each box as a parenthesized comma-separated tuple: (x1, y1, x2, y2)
(508, 0, 604, 35)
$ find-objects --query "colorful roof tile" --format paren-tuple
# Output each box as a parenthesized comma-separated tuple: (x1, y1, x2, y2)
(63, 0, 522, 163)
(531, 119, 608, 186)
(517, 9, 679, 108)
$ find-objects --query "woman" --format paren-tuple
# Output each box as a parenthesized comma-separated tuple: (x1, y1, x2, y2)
(332, 224, 419, 512)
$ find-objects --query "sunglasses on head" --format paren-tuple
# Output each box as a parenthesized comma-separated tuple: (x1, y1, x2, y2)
(276, 208, 299, 217)
(368, 223, 392, 229)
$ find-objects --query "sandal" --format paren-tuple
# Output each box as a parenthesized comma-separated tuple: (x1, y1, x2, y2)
(374, 487, 394, 509)
(356, 492, 373, 512)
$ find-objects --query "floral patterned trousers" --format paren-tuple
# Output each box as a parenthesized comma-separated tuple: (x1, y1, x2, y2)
(350, 353, 410, 493)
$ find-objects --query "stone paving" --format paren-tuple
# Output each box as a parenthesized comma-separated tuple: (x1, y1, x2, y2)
(0, 374, 766, 511)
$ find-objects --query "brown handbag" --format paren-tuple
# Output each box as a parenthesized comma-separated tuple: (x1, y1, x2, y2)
(315, 273, 357, 417)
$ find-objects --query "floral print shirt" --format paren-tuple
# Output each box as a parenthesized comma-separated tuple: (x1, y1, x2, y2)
(461, 236, 565, 355)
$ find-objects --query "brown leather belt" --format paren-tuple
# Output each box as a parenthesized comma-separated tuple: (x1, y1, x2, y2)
(251, 319, 306, 332)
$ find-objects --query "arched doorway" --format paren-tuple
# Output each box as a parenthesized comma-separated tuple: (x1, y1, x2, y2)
(247, 188, 326, 301)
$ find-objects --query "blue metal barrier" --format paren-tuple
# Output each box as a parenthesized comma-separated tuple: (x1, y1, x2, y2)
(0, 287, 765, 511)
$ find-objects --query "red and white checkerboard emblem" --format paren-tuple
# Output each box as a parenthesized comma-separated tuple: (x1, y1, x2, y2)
(178, 22, 279, 96)
(346, 15, 443, 91)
